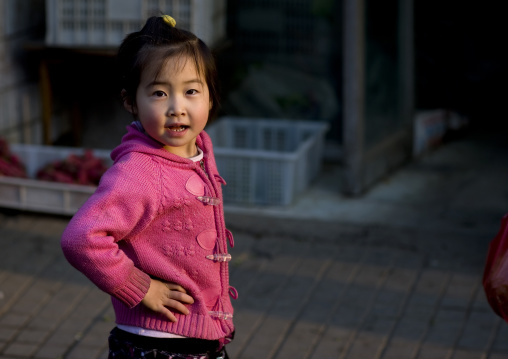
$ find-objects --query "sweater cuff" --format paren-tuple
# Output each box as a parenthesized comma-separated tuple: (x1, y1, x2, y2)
(113, 269, 151, 308)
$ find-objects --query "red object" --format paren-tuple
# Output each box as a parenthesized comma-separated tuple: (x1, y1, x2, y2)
(483, 213, 508, 320)
(36, 150, 108, 185)
(0, 138, 27, 178)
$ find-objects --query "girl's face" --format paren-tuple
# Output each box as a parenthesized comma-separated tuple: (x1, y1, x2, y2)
(127, 55, 211, 158)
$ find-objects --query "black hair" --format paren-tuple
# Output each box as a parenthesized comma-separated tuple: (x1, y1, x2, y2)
(117, 16, 220, 118)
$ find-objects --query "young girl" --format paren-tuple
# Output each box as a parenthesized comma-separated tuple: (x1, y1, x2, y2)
(61, 15, 236, 359)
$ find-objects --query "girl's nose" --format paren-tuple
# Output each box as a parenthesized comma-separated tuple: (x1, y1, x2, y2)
(167, 96, 185, 117)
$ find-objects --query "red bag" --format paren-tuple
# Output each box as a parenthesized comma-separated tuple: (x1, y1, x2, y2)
(483, 213, 508, 320)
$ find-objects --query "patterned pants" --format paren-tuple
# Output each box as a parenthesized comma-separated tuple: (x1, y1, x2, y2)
(108, 328, 229, 359)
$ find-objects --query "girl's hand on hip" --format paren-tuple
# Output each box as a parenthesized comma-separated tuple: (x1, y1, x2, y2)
(141, 279, 194, 322)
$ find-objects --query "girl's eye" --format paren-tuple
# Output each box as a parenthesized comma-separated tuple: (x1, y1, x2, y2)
(187, 89, 198, 95)
(153, 90, 166, 97)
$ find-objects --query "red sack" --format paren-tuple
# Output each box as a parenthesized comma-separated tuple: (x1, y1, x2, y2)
(483, 213, 508, 320)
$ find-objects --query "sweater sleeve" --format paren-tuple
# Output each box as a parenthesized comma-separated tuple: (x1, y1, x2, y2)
(61, 154, 160, 308)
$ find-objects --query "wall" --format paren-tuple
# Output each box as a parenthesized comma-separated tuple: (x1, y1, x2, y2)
(0, 0, 44, 144)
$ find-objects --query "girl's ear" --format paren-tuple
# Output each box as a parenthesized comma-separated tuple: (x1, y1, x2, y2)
(121, 89, 137, 114)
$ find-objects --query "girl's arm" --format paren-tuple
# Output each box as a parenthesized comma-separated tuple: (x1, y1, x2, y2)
(61, 158, 158, 308)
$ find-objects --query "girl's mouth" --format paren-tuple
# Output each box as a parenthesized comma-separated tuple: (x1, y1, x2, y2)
(168, 125, 189, 132)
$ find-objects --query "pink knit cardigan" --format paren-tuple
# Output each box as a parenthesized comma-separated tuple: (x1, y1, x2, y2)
(61, 125, 235, 340)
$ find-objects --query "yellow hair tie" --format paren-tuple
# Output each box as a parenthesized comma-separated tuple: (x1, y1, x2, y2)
(162, 15, 176, 27)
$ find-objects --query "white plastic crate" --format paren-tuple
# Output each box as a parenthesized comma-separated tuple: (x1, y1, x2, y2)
(45, 0, 226, 47)
(0, 144, 112, 215)
(206, 117, 328, 206)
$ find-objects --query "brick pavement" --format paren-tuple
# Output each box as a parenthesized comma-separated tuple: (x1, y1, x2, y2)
(225, 226, 506, 359)
(0, 214, 112, 359)
(0, 211, 507, 359)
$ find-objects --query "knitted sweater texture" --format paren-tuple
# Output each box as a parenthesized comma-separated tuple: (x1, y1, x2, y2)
(61, 125, 235, 340)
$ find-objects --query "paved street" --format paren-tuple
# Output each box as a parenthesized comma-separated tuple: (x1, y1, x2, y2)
(1, 128, 508, 358)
